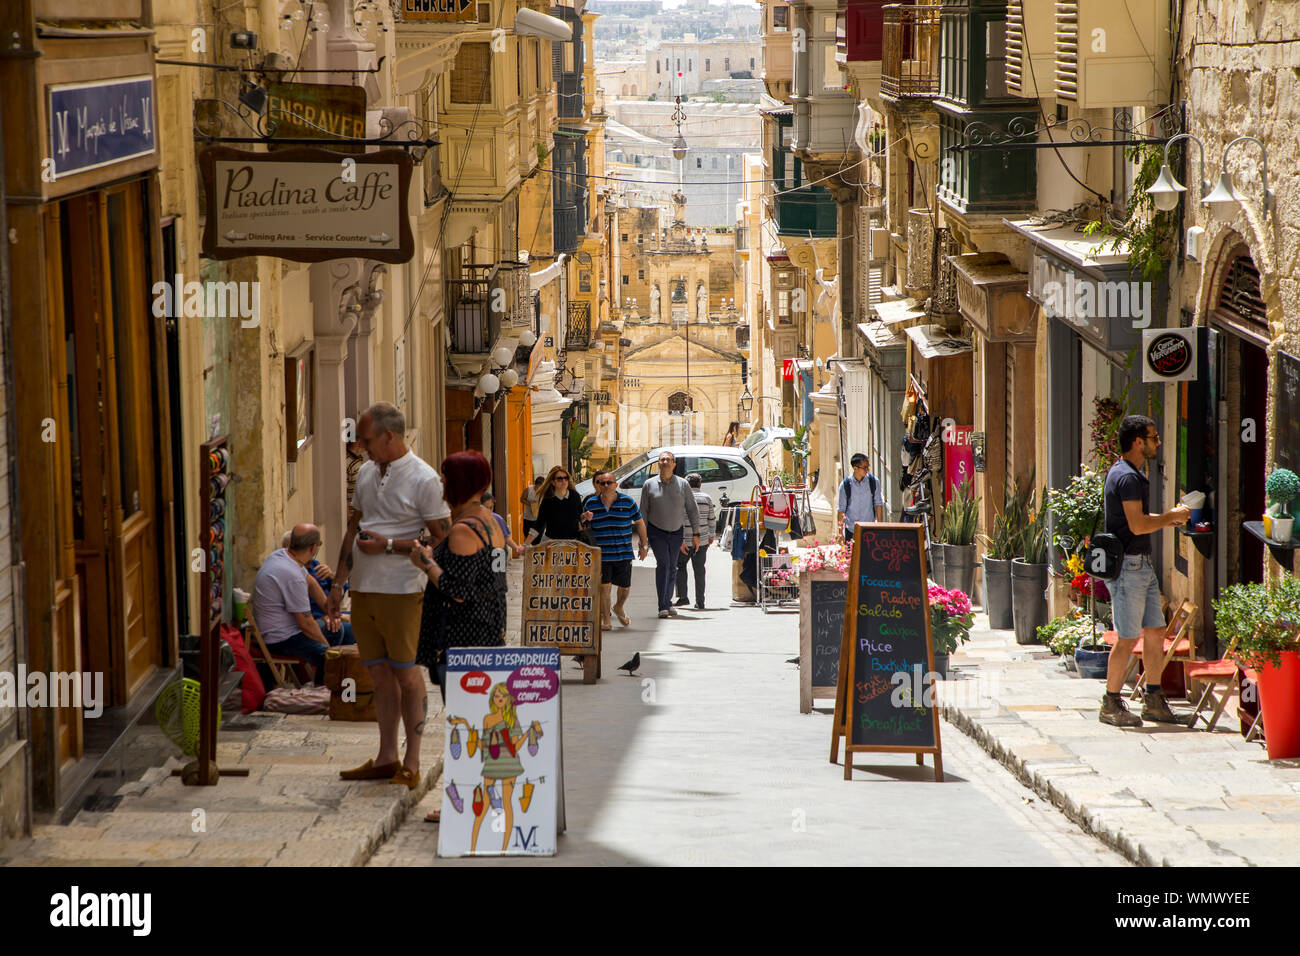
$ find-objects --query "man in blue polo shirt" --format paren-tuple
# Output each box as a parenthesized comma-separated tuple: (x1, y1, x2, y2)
(584, 469, 649, 628)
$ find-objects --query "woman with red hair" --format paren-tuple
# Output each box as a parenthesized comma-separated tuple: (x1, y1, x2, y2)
(411, 451, 507, 699)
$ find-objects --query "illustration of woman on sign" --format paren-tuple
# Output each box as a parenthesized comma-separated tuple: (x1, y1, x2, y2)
(449, 682, 542, 852)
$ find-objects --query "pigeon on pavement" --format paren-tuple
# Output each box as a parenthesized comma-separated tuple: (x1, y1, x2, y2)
(618, 652, 640, 676)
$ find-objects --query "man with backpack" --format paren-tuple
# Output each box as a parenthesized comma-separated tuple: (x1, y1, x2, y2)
(837, 453, 885, 543)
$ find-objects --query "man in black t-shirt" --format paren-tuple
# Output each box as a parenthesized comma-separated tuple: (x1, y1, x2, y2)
(1098, 415, 1192, 728)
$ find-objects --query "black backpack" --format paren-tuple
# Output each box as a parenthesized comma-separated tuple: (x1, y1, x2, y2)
(841, 474, 878, 508)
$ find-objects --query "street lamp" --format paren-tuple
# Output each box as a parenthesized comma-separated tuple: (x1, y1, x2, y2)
(1145, 133, 1209, 212)
(738, 385, 754, 420)
(1145, 133, 1272, 221)
(671, 96, 687, 162)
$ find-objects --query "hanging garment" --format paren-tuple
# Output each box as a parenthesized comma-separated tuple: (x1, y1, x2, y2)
(447, 782, 464, 814)
(527, 726, 539, 757)
(489, 782, 504, 811)
(450, 727, 462, 760)
(473, 784, 485, 816)
(520, 781, 535, 813)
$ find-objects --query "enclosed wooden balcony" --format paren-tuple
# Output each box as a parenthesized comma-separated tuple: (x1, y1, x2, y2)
(837, 0, 887, 63)
(881, 3, 941, 101)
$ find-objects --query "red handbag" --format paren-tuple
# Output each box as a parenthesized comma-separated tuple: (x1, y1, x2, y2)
(761, 476, 792, 532)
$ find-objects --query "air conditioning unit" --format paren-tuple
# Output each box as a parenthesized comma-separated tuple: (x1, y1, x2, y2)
(1053, 0, 1171, 110)
(1005, 0, 1056, 98)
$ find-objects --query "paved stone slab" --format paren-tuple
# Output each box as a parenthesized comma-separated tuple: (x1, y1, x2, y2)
(942, 614, 1300, 866)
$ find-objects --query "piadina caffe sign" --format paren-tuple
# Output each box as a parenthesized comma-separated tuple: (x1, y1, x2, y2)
(199, 146, 414, 263)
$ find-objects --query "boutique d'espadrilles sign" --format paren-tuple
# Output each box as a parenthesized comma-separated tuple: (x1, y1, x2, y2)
(439, 646, 565, 857)
(830, 523, 944, 781)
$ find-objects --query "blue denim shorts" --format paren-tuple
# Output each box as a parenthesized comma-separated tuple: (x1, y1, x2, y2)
(1108, 555, 1164, 638)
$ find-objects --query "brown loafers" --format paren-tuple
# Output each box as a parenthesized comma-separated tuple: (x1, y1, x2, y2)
(391, 766, 420, 790)
(339, 759, 401, 781)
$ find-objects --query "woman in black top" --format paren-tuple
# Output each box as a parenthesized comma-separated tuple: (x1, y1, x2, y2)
(527, 464, 593, 542)
(411, 451, 507, 686)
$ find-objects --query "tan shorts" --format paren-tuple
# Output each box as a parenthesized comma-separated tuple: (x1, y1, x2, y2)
(350, 591, 424, 667)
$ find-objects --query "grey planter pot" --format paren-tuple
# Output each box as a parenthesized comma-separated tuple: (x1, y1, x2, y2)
(928, 543, 946, 585)
(1011, 558, 1049, 646)
(982, 556, 1014, 630)
(932, 653, 950, 680)
(944, 543, 978, 598)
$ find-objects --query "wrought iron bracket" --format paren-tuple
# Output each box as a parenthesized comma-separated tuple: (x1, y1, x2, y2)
(946, 104, 1183, 154)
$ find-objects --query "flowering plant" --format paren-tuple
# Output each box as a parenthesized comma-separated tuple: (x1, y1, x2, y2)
(1046, 470, 1104, 561)
(799, 539, 853, 579)
(928, 585, 974, 654)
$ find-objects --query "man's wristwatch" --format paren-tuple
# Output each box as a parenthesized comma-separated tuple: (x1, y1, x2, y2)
(385, 537, 395, 555)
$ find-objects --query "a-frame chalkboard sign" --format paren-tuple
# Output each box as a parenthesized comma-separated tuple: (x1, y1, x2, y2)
(830, 522, 943, 781)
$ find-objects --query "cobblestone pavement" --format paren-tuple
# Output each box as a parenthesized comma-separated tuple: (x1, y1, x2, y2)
(371, 549, 1125, 866)
(940, 619, 1299, 866)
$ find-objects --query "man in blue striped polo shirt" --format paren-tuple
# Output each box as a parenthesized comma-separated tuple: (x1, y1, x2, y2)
(583, 470, 649, 628)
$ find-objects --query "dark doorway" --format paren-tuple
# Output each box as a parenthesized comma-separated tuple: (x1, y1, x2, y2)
(1238, 339, 1268, 584)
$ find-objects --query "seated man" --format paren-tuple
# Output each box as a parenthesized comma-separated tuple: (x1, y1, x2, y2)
(254, 524, 351, 684)
(281, 527, 355, 646)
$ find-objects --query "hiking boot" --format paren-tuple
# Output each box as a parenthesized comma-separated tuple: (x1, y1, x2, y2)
(1099, 694, 1143, 728)
(1142, 689, 1195, 726)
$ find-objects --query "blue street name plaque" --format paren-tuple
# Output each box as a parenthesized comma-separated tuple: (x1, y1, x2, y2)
(47, 76, 156, 180)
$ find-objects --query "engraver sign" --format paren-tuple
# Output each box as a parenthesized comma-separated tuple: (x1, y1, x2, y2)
(199, 146, 414, 264)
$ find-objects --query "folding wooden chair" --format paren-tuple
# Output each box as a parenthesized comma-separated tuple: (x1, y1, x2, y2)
(244, 616, 305, 689)
(1125, 600, 1197, 700)
(1183, 638, 1264, 741)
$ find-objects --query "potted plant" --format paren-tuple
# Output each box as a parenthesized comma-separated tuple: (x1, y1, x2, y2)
(981, 473, 1032, 631)
(928, 584, 974, 679)
(1046, 469, 1105, 575)
(940, 477, 980, 598)
(1011, 487, 1050, 646)
(1265, 468, 1300, 543)
(1213, 575, 1300, 759)
(1039, 612, 1081, 673)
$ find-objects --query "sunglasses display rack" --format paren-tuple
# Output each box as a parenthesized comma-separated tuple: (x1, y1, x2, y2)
(180, 435, 249, 787)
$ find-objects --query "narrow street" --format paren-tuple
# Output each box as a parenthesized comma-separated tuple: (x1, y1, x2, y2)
(370, 548, 1124, 865)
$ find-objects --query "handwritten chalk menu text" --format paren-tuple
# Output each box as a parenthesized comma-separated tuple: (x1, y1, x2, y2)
(811, 579, 847, 687)
(48, 77, 156, 180)
(831, 523, 943, 781)
(521, 541, 600, 650)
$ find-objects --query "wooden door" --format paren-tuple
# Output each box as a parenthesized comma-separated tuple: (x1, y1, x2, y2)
(63, 185, 163, 707)
(45, 203, 84, 769)
(102, 185, 164, 698)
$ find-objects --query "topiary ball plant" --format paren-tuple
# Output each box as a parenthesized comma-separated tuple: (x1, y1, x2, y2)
(1266, 468, 1300, 519)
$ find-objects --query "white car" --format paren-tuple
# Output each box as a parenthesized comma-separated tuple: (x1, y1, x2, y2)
(576, 445, 763, 512)
(739, 426, 794, 478)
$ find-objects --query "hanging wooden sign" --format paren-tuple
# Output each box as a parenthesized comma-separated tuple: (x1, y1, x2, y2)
(520, 541, 602, 683)
(198, 146, 414, 263)
(830, 522, 943, 781)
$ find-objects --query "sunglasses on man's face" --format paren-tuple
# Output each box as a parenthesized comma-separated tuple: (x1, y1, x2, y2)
(596, 479, 615, 486)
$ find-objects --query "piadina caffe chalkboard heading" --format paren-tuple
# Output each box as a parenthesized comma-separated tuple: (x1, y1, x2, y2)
(830, 522, 944, 781)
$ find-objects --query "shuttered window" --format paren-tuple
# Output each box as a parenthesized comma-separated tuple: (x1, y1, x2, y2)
(451, 42, 491, 104)
(1006, 0, 1024, 94)
(1054, 1, 1078, 102)
(1216, 256, 1267, 332)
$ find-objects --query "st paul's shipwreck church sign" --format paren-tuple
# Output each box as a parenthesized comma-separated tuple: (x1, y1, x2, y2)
(199, 147, 415, 264)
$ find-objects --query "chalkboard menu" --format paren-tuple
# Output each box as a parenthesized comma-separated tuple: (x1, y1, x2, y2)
(830, 523, 943, 781)
(798, 574, 848, 713)
(1275, 351, 1300, 476)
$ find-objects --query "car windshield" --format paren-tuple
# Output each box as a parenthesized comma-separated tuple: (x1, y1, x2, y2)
(609, 453, 651, 480)
(740, 431, 767, 451)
